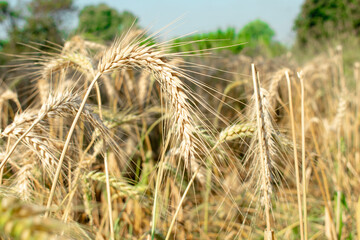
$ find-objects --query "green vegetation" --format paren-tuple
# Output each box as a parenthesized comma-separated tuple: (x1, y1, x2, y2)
(77, 4, 138, 42)
(0, 0, 74, 63)
(0, 2, 286, 62)
(292, 0, 360, 85)
(172, 19, 286, 57)
(294, 0, 360, 47)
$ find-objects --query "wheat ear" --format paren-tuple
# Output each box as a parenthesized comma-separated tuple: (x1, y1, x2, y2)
(251, 64, 274, 240)
(3, 128, 57, 172)
(0, 90, 110, 173)
(218, 122, 255, 142)
(98, 38, 198, 171)
(0, 195, 90, 239)
(46, 36, 201, 212)
(15, 159, 34, 201)
(84, 171, 146, 197)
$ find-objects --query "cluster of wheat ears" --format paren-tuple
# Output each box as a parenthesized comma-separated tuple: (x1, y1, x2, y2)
(0, 29, 358, 240)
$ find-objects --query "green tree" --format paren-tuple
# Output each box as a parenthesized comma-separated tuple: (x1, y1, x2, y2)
(172, 19, 285, 57)
(294, 0, 360, 47)
(238, 19, 275, 44)
(0, 0, 74, 61)
(238, 19, 282, 56)
(77, 4, 138, 42)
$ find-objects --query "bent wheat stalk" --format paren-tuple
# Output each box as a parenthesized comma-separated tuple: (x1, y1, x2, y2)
(46, 36, 201, 216)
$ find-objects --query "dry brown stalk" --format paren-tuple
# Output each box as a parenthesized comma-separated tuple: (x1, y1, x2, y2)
(297, 71, 308, 240)
(285, 71, 304, 240)
(37, 78, 50, 104)
(137, 70, 151, 106)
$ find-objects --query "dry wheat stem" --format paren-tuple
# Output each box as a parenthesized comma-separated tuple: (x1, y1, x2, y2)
(165, 165, 201, 240)
(331, 95, 347, 131)
(285, 71, 304, 240)
(298, 71, 308, 240)
(103, 143, 114, 240)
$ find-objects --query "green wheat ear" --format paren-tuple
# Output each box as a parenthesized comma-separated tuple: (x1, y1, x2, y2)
(218, 122, 255, 142)
(0, 195, 91, 239)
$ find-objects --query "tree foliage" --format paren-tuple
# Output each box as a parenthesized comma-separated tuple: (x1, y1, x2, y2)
(294, 0, 360, 46)
(172, 19, 286, 57)
(0, 0, 74, 60)
(77, 4, 138, 42)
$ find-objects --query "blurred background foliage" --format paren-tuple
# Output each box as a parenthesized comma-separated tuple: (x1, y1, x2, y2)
(0, 0, 74, 60)
(172, 19, 286, 57)
(0, 0, 360, 64)
(77, 3, 138, 42)
(294, 0, 360, 47)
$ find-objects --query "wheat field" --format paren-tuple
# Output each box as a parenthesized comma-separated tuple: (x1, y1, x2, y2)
(0, 29, 358, 240)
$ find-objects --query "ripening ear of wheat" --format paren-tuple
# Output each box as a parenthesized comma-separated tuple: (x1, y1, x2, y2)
(248, 64, 276, 239)
(218, 122, 255, 142)
(98, 36, 201, 174)
(0, 22, 358, 240)
(0, 193, 92, 239)
(39, 32, 211, 240)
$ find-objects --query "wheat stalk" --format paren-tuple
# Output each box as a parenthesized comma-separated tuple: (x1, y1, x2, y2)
(297, 71, 308, 240)
(46, 35, 202, 216)
(285, 71, 304, 240)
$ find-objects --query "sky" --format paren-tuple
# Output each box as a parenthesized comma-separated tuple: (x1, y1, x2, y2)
(75, 0, 304, 45)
